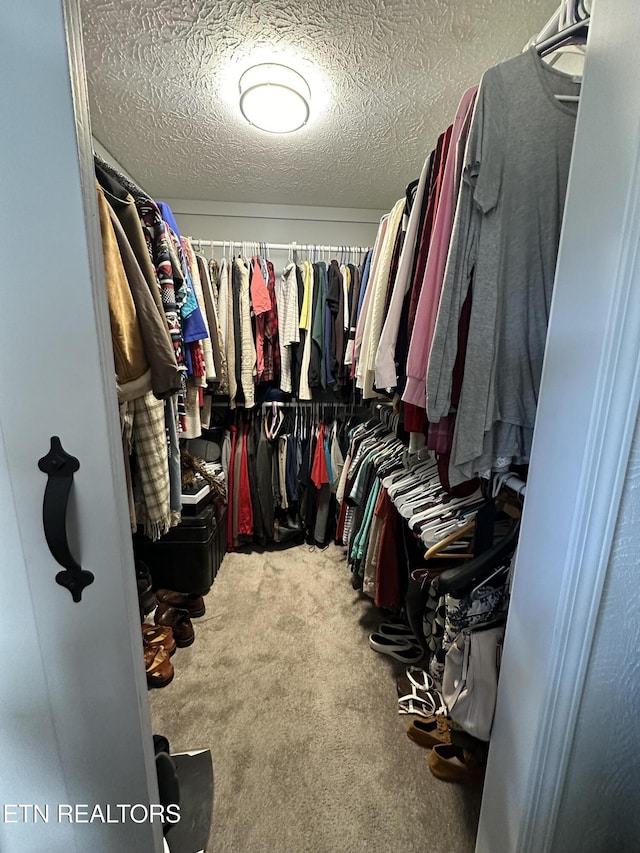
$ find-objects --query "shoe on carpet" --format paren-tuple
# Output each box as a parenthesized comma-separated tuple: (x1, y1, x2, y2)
(368, 632, 424, 664)
(142, 623, 176, 656)
(427, 743, 485, 784)
(405, 666, 434, 691)
(136, 561, 155, 616)
(155, 604, 195, 647)
(407, 716, 452, 749)
(145, 645, 174, 688)
(155, 588, 206, 618)
(378, 622, 417, 640)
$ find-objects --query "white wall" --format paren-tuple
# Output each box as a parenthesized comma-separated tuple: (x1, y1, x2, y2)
(91, 138, 382, 254)
(161, 198, 382, 252)
(90, 140, 381, 275)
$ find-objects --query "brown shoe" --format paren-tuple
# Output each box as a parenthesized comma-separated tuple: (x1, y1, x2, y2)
(142, 623, 176, 656)
(155, 589, 206, 618)
(407, 716, 452, 749)
(154, 604, 195, 647)
(144, 645, 174, 688)
(427, 744, 485, 784)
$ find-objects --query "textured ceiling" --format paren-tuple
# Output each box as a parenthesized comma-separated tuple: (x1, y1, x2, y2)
(81, 0, 559, 209)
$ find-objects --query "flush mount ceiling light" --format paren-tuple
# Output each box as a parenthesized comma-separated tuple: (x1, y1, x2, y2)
(239, 63, 311, 134)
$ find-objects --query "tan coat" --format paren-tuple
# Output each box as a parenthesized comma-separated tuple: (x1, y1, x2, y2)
(97, 185, 150, 400)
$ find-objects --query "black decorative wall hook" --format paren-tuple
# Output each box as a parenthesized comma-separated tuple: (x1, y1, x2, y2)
(38, 437, 94, 602)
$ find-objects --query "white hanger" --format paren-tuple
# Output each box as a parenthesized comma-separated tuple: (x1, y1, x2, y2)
(470, 563, 510, 598)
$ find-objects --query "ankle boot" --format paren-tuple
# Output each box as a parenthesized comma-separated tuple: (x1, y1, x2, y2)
(154, 604, 195, 648)
(155, 589, 205, 618)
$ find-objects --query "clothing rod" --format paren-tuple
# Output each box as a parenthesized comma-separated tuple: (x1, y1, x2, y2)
(260, 401, 349, 409)
(186, 238, 370, 254)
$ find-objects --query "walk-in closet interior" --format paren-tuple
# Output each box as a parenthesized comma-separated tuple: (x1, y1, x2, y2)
(6, 0, 640, 852)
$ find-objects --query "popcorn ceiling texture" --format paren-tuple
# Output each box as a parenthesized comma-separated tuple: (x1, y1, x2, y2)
(81, 0, 558, 208)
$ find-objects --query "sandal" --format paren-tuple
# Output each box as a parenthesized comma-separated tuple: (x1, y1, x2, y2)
(397, 690, 438, 717)
(405, 666, 434, 691)
(378, 622, 417, 640)
(368, 633, 424, 664)
(396, 673, 446, 717)
(142, 623, 176, 657)
(145, 646, 174, 689)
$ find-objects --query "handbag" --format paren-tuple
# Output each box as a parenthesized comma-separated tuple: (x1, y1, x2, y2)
(442, 622, 504, 742)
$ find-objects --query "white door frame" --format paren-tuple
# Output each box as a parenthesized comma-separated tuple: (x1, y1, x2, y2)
(0, 1, 161, 850)
(477, 1, 640, 850)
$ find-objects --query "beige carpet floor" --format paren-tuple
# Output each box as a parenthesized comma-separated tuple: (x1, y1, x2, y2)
(150, 543, 482, 853)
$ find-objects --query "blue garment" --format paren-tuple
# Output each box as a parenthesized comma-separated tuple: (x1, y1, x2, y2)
(182, 307, 208, 344)
(180, 263, 201, 319)
(357, 248, 374, 321)
(157, 206, 208, 375)
(182, 292, 208, 375)
(157, 202, 199, 319)
(324, 433, 333, 483)
(157, 202, 182, 242)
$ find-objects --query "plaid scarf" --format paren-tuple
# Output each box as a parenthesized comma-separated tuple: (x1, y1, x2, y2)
(129, 391, 172, 541)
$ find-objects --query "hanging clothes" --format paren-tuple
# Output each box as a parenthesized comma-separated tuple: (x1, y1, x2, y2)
(234, 257, 256, 408)
(276, 262, 300, 394)
(375, 156, 431, 390)
(182, 238, 215, 383)
(196, 253, 228, 394)
(310, 262, 327, 389)
(426, 49, 579, 484)
(298, 260, 314, 400)
(217, 257, 230, 348)
(356, 197, 405, 398)
(256, 260, 280, 385)
(251, 257, 272, 382)
(402, 85, 478, 409)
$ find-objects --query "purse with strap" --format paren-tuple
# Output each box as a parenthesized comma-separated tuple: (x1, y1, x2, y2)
(442, 622, 504, 742)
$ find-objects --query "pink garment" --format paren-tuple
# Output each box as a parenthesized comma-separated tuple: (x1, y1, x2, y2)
(250, 257, 271, 379)
(403, 86, 478, 409)
(250, 258, 271, 316)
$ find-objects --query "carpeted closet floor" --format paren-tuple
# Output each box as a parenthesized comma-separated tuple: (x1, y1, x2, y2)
(150, 544, 482, 853)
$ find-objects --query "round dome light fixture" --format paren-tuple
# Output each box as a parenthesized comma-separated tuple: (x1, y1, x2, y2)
(239, 63, 311, 134)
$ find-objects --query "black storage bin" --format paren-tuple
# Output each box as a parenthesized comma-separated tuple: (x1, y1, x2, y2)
(134, 501, 227, 596)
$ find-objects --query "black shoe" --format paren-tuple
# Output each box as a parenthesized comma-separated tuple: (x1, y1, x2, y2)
(136, 560, 155, 615)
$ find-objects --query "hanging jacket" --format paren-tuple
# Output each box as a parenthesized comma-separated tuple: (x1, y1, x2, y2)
(96, 185, 150, 401)
(105, 195, 182, 400)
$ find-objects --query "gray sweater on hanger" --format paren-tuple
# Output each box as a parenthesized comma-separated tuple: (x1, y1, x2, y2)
(426, 48, 580, 485)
